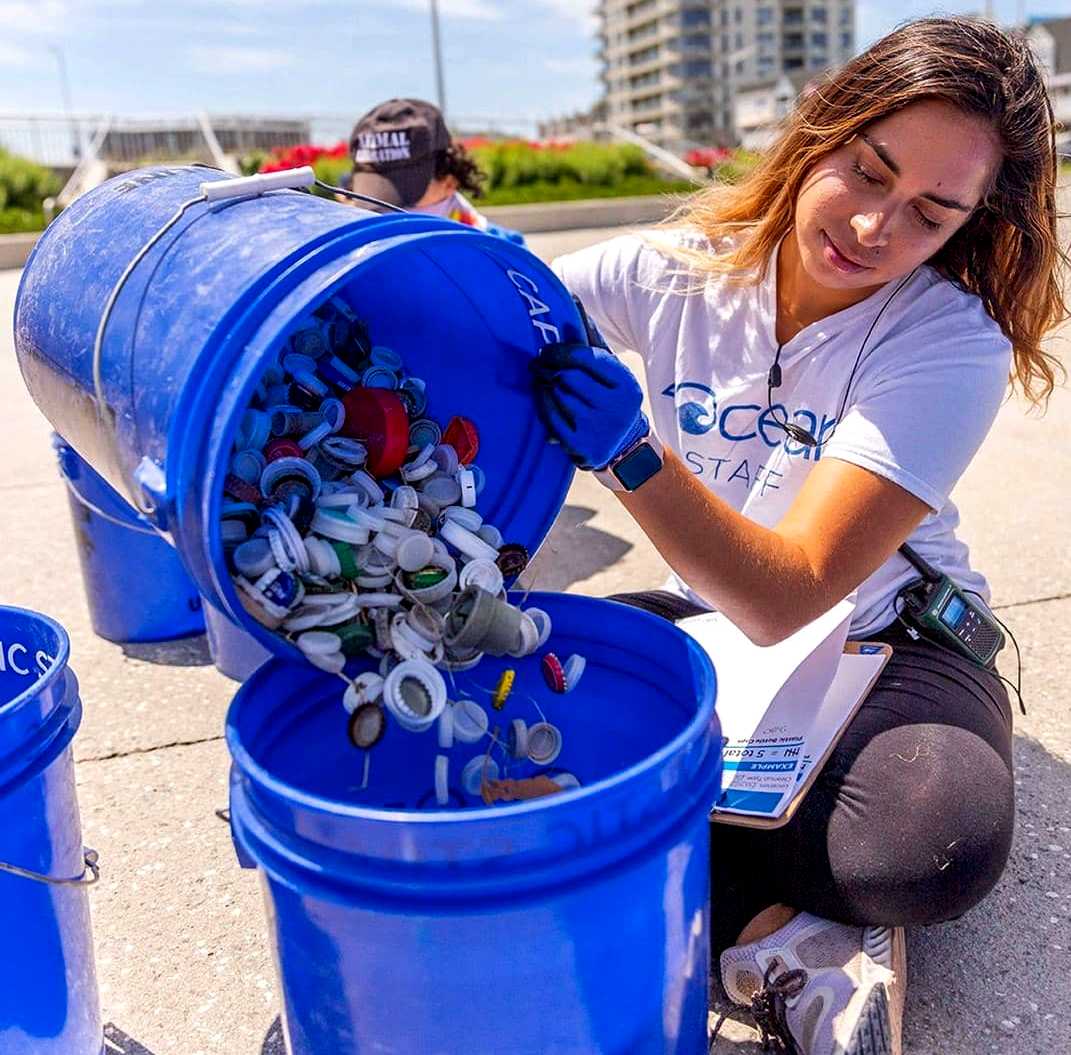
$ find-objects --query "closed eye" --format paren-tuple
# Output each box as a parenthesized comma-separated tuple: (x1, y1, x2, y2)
(851, 162, 942, 232)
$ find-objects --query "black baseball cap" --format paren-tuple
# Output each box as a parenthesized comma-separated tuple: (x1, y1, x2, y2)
(349, 98, 451, 207)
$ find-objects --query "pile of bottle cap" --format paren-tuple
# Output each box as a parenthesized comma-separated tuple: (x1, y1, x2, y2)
(221, 296, 584, 806)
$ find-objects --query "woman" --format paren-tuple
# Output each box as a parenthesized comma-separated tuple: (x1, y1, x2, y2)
(537, 17, 1065, 1055)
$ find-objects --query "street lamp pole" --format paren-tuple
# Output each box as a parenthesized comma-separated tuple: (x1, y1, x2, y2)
(430, 0, 447, 117)
(48, 44, 79, 161)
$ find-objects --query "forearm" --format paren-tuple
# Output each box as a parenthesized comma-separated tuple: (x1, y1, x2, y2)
(617, 448, 826, 644)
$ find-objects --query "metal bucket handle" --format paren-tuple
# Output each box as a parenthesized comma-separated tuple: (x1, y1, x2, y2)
(0, 848, 100, 887)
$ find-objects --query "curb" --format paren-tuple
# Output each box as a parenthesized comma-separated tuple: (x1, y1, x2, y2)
(481, 193, 683, 234)
(0, 233, 39, 271)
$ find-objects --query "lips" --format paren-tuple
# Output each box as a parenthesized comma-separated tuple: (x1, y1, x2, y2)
(822, 230, 871, 270)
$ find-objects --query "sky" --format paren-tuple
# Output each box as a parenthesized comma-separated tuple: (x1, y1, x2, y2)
(0, 0, 1069, 134)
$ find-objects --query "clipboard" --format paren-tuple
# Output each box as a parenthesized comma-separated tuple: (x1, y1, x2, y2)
(710, 641, 893, 829)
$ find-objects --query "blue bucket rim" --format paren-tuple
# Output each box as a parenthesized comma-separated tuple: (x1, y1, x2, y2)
(225, 591, 717, 826)
(0, 604, 70, 718)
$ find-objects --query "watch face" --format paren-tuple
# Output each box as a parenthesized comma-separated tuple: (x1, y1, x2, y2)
(613, 443, 663, 491)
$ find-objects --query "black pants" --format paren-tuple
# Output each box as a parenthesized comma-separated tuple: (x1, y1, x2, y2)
(609, 591, 1015, 956)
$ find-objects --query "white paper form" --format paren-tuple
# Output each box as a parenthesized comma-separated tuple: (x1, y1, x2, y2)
(679, 597, 855, 820)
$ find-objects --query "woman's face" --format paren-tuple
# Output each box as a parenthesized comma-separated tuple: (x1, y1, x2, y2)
(792, 99, 1002, 295)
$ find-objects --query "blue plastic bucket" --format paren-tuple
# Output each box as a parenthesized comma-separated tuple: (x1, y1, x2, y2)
(15, 165, 581, 666)
(202, 599, 270, 682)
(54, 436, 204, 643)
(228, 591, 720, 1055)
(0, 606, 103, 1055)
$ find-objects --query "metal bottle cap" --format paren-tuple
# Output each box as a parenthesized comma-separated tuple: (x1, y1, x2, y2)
(348, 703, 386, 749)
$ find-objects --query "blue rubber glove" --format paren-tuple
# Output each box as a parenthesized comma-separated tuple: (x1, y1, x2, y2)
(531, 342, 647, 471)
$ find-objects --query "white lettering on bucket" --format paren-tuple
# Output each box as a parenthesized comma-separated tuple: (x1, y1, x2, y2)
(507, 269, 561, 346)
(2, 643, 31, 676)
(36, 651, 56, 676)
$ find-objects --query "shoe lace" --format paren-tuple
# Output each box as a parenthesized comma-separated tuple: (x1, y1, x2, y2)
(725, 961, 808, 1054)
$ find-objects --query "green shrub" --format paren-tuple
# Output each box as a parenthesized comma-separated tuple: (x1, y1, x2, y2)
(311, 154, 352, 197)
(468, 141, 656, 193)
(0, 206, 47, 234)
(0, 149, 60, 212)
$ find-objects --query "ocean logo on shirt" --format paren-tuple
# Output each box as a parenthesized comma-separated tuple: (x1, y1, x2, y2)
(663, 382, 717, 435)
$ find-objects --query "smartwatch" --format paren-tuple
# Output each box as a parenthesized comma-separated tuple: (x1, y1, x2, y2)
(593, 430, 665, 492)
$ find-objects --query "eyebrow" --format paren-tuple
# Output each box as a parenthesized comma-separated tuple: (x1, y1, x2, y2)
(858, 132, 973, 213)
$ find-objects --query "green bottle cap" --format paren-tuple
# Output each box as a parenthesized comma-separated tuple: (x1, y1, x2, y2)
(323, 620, 374, 656)
(407, 566, 449, 590)
(329, 540, 360, 580)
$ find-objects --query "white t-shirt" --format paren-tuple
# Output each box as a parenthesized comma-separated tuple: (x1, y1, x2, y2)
(552, 230, 1012, 636)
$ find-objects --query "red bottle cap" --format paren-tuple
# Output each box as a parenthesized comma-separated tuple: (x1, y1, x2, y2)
(265, 438, 304, 463)
(541, 652, 566, 694)
(443, 416, 479, 465)
(340, 387, 410, 478)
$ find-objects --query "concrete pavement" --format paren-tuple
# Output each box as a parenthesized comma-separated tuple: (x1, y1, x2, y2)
(1, 219, 1068, 1054)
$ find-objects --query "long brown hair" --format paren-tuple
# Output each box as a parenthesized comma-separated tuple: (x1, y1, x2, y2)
(665, 16, 1067, 408)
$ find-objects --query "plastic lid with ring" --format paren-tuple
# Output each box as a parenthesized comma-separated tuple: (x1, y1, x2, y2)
(231, 449, 266, 484)
(296, 630, 343, 657)
(434, 754, 450, 806)
(234, 537, 276, 580)
(319, 398, 346, 433)
(408, 419, 442, 450)
(431, 443, 459, 476)
(297, 420, 332, 451)
(301, 536, 340, 579)
(343, 671, 385, 713)
(522, 607, 553, 650)
(461, 754, 499, 797)
(396, 533, 435, 573)
(421, 473, 461, 507)
(451, 699, 489, 743)
(319, 436, 367, 471)
(260, 456, 322, 503)
(310, 506, 369, 545)
(456, 468, 477, 508)
(437, 705, 454, 749)
(382, 658, 447, 733)
(563, 654, 587, 693)
(441, 505, 482, 533)
(508, 718, 529, 759)
(458, 558, 504, 597)
(348, 470, 385, 506)
(354, 592, 403, 609)
(508, 610, 540, 658)
(527, 722, 562, 766)
(440, 519, 500, 562)
(370, 345, 403, 370)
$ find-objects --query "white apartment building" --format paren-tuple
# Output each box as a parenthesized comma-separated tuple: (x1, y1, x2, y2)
(1027, 16, 1071, 151)
(598, 0, 856, 152)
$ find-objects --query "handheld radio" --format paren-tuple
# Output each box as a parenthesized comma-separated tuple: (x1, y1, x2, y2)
(896, 544, 1005, 667)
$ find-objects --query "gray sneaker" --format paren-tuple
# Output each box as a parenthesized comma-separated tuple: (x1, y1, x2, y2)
(718, 912, 906, 1055)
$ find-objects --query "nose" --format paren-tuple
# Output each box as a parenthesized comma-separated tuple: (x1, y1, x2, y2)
(850, 211, 890, 248)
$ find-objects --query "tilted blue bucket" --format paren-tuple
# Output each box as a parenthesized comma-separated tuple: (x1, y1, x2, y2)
(202, 599, 270, 682)
(14, 165, 580, 666)
(53, 436, 204, 643)
(228, 591, 720, 1055)
(0, 606, 102, 1055)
